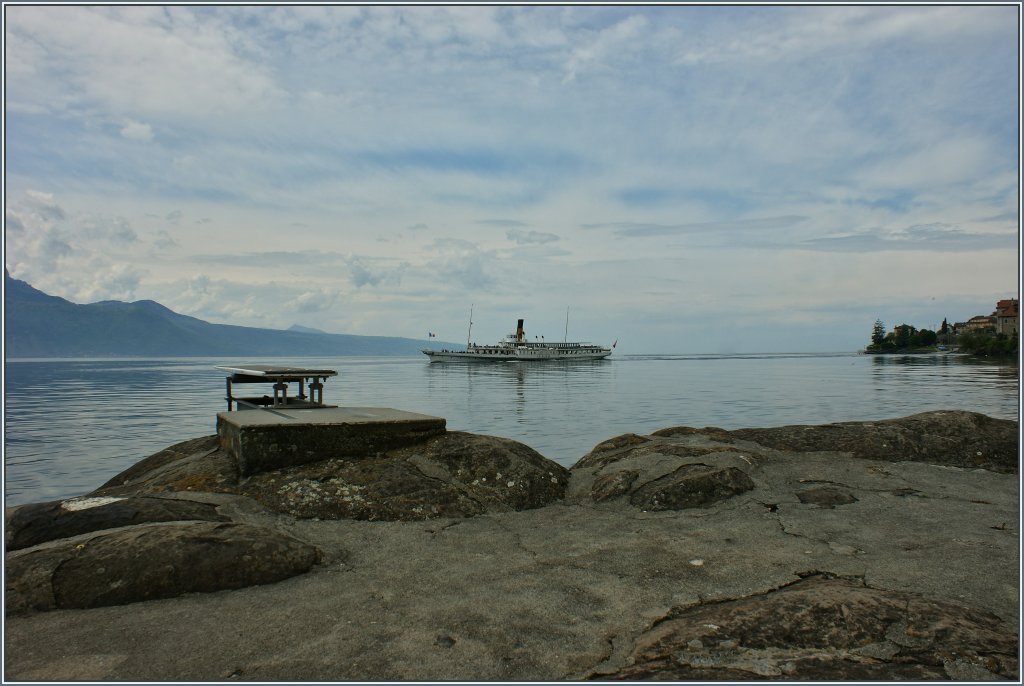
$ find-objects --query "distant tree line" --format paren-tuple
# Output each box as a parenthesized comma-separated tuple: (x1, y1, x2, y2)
(956, 331, 1019, 358)
(868, 318, 1018, 358)
(867, 320, 937, 352)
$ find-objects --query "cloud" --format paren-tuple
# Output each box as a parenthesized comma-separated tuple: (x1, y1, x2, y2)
(585, 216, 809, 238)
(192, 250, 339, 268)
(152, 230, 179, 250)
(79, 263, 144, 302)
(21, 190, 67, 221)
(120, 120, 153, 141)
(439, 252, 494, 290)
(346, 257, 383, 288)
(5, 194, 74, 274)
(673, 6, 1008, 67)
(562, 13, 649, 83)
(425, 239, 497, 290)
(507, 229, 559, 245)
(478, 219, 528, 228)
(287, 288, 339, 313)
(162, 274, 268, 324)
(800, 223, 1016, 253)
(5, 6, 281, 120)
(80, 214, 138, 244)
(854, 136, 999, 192)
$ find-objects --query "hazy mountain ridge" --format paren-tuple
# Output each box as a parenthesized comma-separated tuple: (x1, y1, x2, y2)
(3, 271, 445, 357)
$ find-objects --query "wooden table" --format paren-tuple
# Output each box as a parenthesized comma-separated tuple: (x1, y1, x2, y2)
(216, 365, 339, 411)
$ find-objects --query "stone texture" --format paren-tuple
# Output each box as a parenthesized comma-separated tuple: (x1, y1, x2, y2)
(5, 495, 228, 551)
(599, 574, 1018, 681)
(216, 409, 447, 476)
(6, 521, 320, 614)
(93, 430, 569, 522)
(93, 435, 239, 496)
(727, 410, 1018, 473)
(629, 464, 755, 511)
(796, 486, 859, 509)
(570, 430, 757, 511)
(574, 433, 654, 470)
(240, 431, 570, 520)
(590, 470, 639, 502)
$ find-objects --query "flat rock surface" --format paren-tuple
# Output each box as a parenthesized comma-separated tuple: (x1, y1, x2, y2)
(3, 411, 1018, 681)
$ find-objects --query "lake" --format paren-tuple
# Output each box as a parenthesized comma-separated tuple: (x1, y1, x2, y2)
(3, 353, 1019, 506)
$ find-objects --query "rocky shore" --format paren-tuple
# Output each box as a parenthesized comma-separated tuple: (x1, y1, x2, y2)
(4, 410, 1019, 681)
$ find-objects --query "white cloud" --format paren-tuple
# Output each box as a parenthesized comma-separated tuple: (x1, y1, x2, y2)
(346, 257, 383, 288)
(854, 136, 998, 192)
(78, 263, 144, 302)
(507, 229, 559, 245)
(120, 120, 153, 141)
(5, 6, 280, 121)
(562, 13, 649, 83)
(287, 288, 339, 314)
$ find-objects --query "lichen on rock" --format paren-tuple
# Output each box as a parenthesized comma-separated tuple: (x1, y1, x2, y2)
(629, 464, 756, 511)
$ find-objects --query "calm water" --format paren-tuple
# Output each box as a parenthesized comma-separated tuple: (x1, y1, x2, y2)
(3, 353, 1019, 505)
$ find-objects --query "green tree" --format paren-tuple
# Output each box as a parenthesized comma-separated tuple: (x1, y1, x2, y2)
(958, 331, 1018, 358)
(871, 319, 886, 346)
(894, 324, 915, 349)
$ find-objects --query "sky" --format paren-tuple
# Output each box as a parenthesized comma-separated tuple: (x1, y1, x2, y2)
(3, 4, 1020, 354)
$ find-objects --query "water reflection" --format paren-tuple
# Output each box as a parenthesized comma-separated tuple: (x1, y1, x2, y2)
(422, 359, 614, 422)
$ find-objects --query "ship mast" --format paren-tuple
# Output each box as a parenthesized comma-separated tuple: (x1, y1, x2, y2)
(564, 306, 569, 343)
(466, 304, 474, 349)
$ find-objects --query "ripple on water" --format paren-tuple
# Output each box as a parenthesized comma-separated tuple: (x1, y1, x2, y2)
(3, 354, 1017, 505)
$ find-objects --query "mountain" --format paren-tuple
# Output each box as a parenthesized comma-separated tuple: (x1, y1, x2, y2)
(287, 324, 327, 334)
(3, 271, 448, 358)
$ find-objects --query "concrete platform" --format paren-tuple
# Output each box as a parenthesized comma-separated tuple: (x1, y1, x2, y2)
(216, 407, 447, 476)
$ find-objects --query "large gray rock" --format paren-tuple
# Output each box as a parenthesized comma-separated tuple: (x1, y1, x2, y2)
(572, 410, 1017, 509)
(240, 431, 570, 520)
(93, 435, 239, 496)
(5, 495, 228, 551)
(6, 521, 320, 614)
(571, 431, 758, 510)
(656, 410, 1018, 473)
(93, 431, 569, 521)
(599, 574, 1018, 681)
(629, 464, 755, 511)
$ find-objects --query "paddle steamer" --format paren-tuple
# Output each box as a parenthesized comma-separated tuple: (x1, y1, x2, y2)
(422, 315, 613, 362)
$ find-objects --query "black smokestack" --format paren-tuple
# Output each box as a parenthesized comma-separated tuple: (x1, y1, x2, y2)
(516, 319, 525, 343)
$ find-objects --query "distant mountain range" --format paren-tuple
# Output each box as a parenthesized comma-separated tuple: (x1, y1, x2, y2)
(3, 271, 450, 358)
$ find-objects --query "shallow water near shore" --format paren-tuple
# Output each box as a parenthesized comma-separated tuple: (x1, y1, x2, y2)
(3, 352, 1018, 505)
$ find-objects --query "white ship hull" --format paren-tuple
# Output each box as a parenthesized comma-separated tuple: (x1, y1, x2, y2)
(423, 344, 612, 362)
(422, 316, 613, 362)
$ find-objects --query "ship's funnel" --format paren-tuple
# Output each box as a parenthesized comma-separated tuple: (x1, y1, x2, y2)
(516, 319, 525, 343)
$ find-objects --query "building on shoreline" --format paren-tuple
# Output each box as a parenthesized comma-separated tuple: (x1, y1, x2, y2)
(994, 299, 1018, 336)
(952, 298, 1018, 337)
(955, 315, 997, 335)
